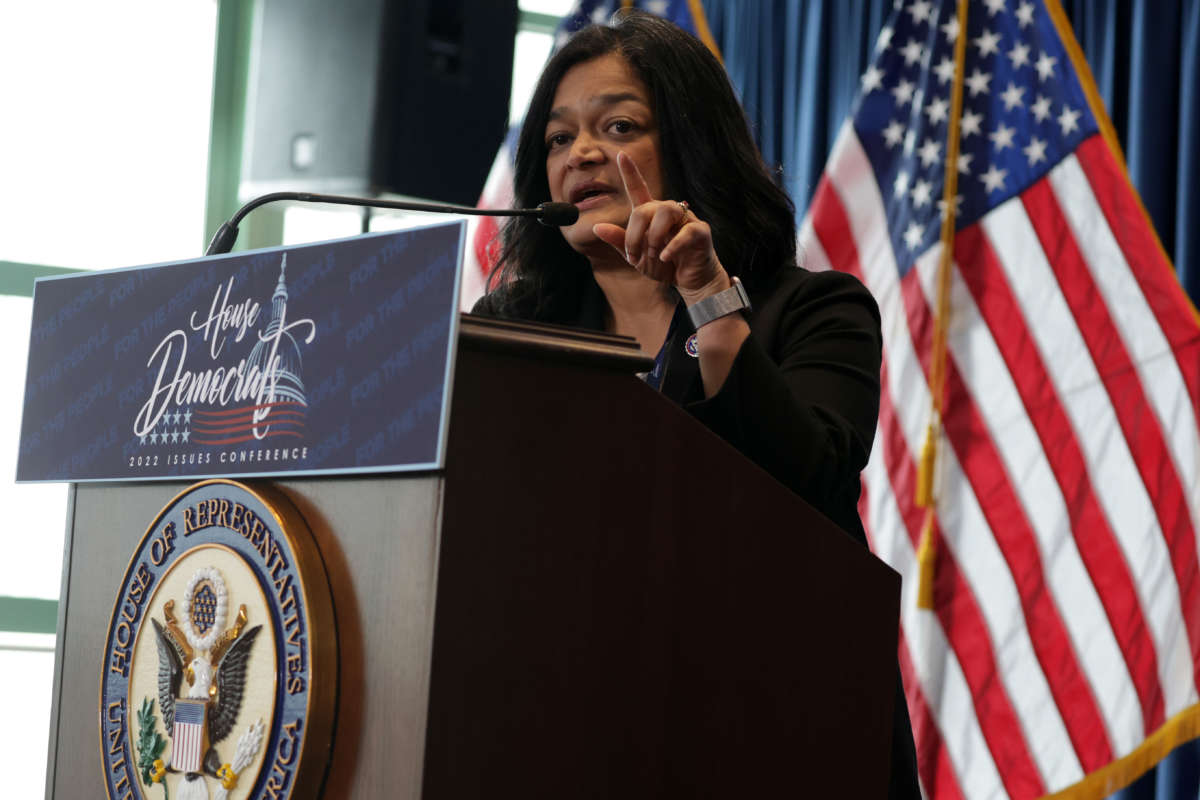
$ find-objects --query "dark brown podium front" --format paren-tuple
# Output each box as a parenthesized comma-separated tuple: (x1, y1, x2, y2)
(46, 316, 901, 798)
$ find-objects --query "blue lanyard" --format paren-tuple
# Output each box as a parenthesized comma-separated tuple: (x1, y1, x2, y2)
(642, 303, 686, 391)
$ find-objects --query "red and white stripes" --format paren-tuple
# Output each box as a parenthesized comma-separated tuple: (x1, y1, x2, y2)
(460, 144, 515, 310)
(801, 122, 1200, 799)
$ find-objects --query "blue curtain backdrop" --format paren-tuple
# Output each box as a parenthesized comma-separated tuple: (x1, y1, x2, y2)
(697, 0, 1200, 797)
(701, 0, 1200, 308)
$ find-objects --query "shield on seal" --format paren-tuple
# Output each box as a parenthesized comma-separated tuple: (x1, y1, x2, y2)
(171, 698, 210, 773)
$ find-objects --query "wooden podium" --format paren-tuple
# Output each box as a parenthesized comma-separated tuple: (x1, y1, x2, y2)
(45, 316, 901, 798)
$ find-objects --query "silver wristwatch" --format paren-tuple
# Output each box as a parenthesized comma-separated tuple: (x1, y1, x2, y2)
(686, 276, 751, 329)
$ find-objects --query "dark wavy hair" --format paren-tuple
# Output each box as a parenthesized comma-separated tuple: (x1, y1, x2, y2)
(489, 11, 796, 322)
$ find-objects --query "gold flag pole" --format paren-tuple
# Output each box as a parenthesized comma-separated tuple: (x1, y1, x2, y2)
(915, 0, 970, 610)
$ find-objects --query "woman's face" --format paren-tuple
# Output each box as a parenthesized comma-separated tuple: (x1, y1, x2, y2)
(544, 53, 664, 254)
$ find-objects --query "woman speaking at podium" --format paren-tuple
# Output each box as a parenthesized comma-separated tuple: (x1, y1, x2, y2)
(473, 11, 919, 797)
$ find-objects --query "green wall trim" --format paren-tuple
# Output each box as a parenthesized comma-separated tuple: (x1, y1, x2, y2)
(0, 262, 84, 298)
(204, 0, 257, 253)
(519, 10, 561, 34)
(0, 596, 58, 634)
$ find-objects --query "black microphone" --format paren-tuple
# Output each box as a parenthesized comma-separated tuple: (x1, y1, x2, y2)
(205, 191, 579, 255)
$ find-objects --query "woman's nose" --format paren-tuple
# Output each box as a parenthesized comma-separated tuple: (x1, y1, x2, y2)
(566, 131, 605, 168)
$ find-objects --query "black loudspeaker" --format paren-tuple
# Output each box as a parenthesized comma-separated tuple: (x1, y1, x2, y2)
(241, 0, 517, 205)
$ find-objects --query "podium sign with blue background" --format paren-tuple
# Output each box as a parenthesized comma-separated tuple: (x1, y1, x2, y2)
(17, 221, 464, 482)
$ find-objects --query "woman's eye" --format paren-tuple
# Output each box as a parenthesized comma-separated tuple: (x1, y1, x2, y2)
(609, 120, 635, 134)
(546, 132, 571, 149)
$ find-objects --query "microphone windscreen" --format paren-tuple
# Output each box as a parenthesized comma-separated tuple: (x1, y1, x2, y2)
(537, 202, 580, 227)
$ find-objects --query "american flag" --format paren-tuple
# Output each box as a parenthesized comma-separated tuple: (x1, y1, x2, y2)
(460, 125, 518, 308)
(170, 699, 208, 774)
(459, 0, 718, 309)
(799, 0, 1200, 797)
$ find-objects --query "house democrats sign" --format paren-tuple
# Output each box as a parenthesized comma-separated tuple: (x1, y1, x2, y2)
(17, 221, 464, 483)
(100, 480, 336, 800)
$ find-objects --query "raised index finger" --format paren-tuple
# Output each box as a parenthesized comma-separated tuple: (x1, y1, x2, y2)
(617, 151, 655, 207)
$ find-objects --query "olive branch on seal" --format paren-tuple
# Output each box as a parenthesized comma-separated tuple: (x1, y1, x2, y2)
(136, 697, 169, 798)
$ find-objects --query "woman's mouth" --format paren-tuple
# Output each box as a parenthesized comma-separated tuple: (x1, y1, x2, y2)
(569, 183, 619, 210)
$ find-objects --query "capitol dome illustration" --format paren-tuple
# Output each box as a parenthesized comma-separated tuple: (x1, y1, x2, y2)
(247, 254, 306, 406)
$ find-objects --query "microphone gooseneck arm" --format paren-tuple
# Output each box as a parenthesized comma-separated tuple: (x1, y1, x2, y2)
(205, 191, 579, 255)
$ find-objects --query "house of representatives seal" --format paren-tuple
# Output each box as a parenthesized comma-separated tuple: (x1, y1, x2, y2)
(99, 480, 336, 800)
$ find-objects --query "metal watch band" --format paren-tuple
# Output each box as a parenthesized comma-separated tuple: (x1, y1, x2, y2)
(686, 275, 751, 329)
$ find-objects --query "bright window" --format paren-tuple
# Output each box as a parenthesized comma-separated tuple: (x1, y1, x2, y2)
(520, 0, 577, 15)
(511, 29, 557, 124)
(0, 634, 56, 799)
(0, 0, 218, 270)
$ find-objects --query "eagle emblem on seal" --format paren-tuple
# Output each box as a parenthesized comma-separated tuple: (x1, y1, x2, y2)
(146, 567, 264, 800)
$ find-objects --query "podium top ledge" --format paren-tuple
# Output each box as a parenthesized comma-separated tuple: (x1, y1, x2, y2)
(459, 313, 653, 373)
